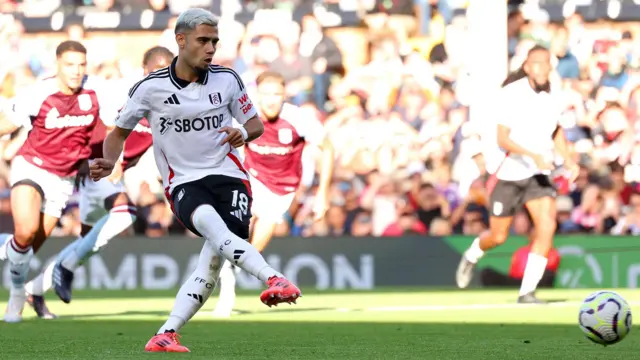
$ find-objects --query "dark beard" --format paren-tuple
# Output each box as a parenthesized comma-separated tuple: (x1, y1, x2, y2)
(194, 66, 207, 73)
(533, 81, 551, 93)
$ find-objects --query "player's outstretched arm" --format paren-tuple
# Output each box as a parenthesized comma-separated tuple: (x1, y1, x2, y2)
(313, 136, 335, 221)
(293, 104, 333, 221)
(90, 126, 132, 181)
(104, 126, 132, 162)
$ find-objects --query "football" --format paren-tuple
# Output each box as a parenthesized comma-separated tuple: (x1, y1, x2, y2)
(578, 291, 632, 346)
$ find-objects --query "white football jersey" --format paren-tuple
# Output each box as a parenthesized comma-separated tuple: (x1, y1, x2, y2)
(115, 58, 258, 194)
(486, 78, 564, 181)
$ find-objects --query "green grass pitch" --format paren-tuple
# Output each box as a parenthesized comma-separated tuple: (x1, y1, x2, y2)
(0, 288, 637, 359)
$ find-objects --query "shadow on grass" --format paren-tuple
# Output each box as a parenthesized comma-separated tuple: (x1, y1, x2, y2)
(546, 299, 568, 304)
(0, 320, 636, 360)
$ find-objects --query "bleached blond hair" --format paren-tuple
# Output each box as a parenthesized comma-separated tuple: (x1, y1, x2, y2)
(175, 8, 219, 34)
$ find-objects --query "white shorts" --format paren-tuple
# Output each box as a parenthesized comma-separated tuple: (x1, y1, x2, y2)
(79, 177, 126, 225)
(10, 155, 75, 219)
(250, 177, 296, 224)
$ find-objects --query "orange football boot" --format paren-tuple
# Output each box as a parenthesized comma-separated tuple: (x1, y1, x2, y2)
(144, 331, 190, 353)
(260, 276, 301, 307)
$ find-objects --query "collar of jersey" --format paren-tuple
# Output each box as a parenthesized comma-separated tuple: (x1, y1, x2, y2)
(169, 57, 209, 89)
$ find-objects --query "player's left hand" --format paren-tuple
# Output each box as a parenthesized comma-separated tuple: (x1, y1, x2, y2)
(218, 127, 245, 148)
(89, 158, 115, 181)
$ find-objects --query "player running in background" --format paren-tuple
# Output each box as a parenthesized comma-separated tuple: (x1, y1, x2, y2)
(89, 9, 301, 352)
(455, 45, 578, 303)
(213, 71, 333, 317)
(0, 41, 116, 322)
(21, 47, 174, 318)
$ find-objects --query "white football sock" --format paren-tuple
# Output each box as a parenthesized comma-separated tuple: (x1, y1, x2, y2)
(57, 236, 82, 271)
(0, 233, 12, 260)
(519, 253, 548, 296)
(157, 241, 222, 334)
(25, 260, 55, 296)
(60, 206, 136, 271)
(191, 205, 282, 282)
(6, 236, 34, 290)
(464, 237, 485, 264)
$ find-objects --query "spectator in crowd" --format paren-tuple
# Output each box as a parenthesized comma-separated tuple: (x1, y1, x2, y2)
(611, 187, 640, 235)
(570, 184, 605, 233)
(349, 210, 374, 237)
(552, 26, 580, 80)
(299, 13, 343, 109)
(269, 22, 313, 105)
(382, 195, 428, 236)
(556, 195, 580, 233)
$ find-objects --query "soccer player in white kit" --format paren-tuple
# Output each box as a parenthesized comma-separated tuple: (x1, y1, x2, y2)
(20, 47, 175, 318)
(89, 9, 301, 352)
(455, 45, 579, 303)
(213, 71, 334, 317)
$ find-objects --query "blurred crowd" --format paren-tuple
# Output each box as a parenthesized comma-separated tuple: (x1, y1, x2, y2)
(1, 1, 640, 238)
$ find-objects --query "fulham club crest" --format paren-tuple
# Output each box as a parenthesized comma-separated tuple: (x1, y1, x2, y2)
(209, 92, 222, 106)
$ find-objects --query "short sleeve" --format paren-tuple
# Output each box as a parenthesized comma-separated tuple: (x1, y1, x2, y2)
(281, 103, 326, 145)
(115, 81, 151, 130)
(9, 87, 39, 128)
(228, 72, 258, 124)
(97, 80, 128, 127)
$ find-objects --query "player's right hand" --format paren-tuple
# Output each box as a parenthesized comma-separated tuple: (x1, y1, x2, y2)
(89, 158, 115, 181)
(532, 154, 553, 171)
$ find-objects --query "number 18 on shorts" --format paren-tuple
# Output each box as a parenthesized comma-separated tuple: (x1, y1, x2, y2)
(171, 175, 252, 239)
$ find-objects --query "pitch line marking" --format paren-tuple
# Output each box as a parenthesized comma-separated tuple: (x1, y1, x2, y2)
(365, 301, 640, 312)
